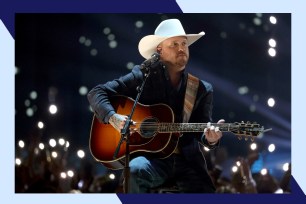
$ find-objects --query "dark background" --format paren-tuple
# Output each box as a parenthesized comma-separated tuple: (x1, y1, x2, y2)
(15, 13, 291, 183)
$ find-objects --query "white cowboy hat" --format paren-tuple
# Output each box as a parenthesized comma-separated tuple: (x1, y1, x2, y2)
(138, 19, 205, 59)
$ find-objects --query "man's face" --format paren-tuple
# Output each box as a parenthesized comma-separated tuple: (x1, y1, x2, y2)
(157, 36, 189, 71)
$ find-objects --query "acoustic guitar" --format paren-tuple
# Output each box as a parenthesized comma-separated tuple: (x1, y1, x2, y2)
(89, 95, 268, 170)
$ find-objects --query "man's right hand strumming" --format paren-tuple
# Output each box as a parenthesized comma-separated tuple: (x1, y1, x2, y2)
(109, 113, 136, 134)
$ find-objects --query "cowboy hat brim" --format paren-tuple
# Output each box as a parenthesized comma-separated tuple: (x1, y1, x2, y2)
(138, 31, 205, 59)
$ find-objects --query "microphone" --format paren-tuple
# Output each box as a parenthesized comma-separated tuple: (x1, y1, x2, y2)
(140, 52, 160, 70)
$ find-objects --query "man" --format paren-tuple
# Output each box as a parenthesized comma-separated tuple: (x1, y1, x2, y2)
(87, 18, 224, 193)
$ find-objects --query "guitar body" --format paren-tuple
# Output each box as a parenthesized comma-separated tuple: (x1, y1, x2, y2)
(89, 95, 180, 170)
(89, 96, 267, 170)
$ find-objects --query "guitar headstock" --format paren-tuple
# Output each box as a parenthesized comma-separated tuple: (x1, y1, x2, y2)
(231, 121, 271, 141)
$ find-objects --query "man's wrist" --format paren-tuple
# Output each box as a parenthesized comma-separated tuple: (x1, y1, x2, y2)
(110, 113, 118, 122)
(207, 140, 218, 146)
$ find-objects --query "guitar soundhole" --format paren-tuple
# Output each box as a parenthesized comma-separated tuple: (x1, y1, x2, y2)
(140, 117, 158, 138)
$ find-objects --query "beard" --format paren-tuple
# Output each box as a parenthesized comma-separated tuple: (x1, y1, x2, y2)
(176, 54, 188, 67)
(160, 52, 189, 70)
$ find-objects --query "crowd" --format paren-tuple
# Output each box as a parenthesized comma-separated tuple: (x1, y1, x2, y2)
(15, 135, 291, 194)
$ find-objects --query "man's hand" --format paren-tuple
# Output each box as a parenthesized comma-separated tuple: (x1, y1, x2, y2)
(109, 113, 136, 134)
(204, 119, 225, 145)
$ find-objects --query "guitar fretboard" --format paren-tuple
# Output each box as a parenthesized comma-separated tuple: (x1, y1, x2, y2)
(157, 123, 238, 133)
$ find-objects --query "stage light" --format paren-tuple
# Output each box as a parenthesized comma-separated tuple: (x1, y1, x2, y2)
(49, 104, 58, 114)
(109, 40, 118, 48)
(249, 104, 256, 112)
(60, 172, 67, 179)
(260, 168, 268, 175)
(34, 147, 39, 155)
(236, 161, 241, 167)
(253, 17, 262, 26)
(15, 158, 22, 166)
(220, 31, 227, 39)
(78, 180, 84, 189)
(37, 121, 44, 129)
(79, 86, 88, 96)
(268, 144, 276, 152)
(232, 166, 238, 173)
(269, 38, 277, 47)
(24, 99, 30, 107)
(77, 149, 85, 158)
(107, 34, 115, 41)
(90, 48, 98, 56)
(269, 16, 277, 24)
(15, 66, 20, 75)
(275, 188, 284, 194)
(135, 20, 144, 28)
(58, 138, 65, 146)
(103, 27, 111, 35)
(109, 173, 115, 180)
(268, 47, 277, 57)
(65, 141, 70, 148)
(26, 107, 34, 117)
(126, 62, 134, 70)
(250, 142, 257, 150)
(51, 151, 58, 158)
(29, 91, 37, 100)
(67, 170, 74, 178)
(79, 36, 86, 44)
(18, 140, 25, 148)
(39, 143, 45, 150)
(282, 162, 290, 171)
(238, 86, 249, 95)
(84, 39, 92, 47)
(267, 97, 276, 107)
(49, 138, 56, 147)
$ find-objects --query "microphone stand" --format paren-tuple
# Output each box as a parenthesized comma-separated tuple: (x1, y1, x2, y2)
(112, 66, 151, 193)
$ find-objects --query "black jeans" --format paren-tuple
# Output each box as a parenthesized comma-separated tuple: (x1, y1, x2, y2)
(127, 154, 215, 193)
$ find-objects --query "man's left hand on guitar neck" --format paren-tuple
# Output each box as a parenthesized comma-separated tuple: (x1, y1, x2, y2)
(109, 112, 225, 146)
(204, 119, 225, 145)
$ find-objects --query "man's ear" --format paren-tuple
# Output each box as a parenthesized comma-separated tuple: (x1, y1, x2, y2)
(156, 46, 162, 54)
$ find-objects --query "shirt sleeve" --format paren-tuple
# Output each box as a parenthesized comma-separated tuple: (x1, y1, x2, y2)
(201, 133, 220, 149)
(87, 66, 143, 123)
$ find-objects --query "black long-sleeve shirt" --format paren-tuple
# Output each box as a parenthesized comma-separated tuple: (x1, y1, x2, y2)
(87, 63, 217, 189)
(88, 63, 217, 147)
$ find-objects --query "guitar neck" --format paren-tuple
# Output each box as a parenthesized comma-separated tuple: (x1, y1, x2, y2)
(157, 123, 238, 133)
(89, 95, 268, 169)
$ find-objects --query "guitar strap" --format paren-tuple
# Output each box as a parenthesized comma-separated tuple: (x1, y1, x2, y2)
(183, 73, 200, 123)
